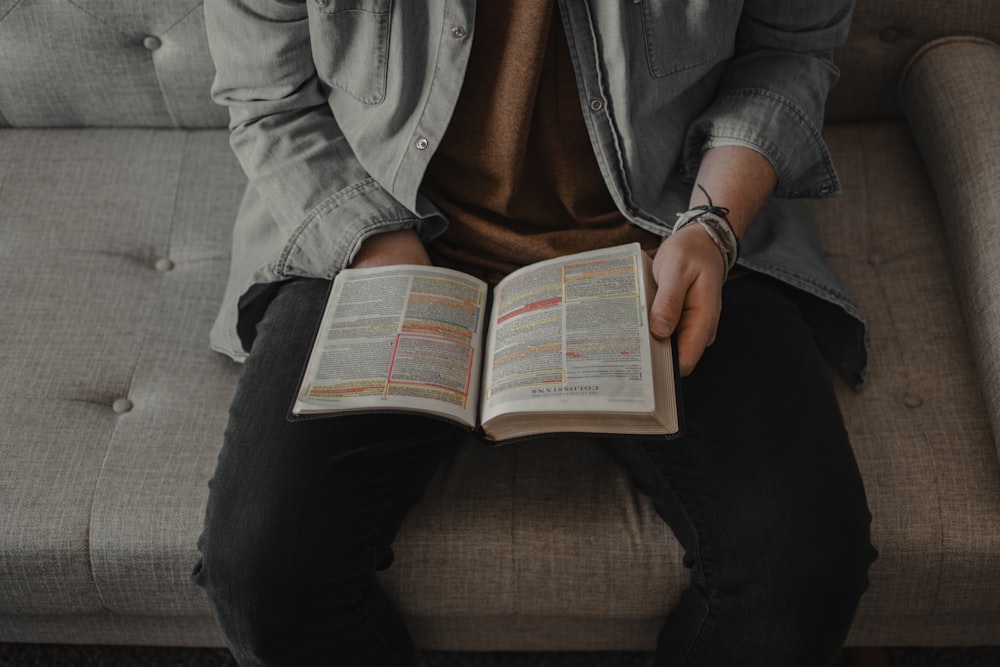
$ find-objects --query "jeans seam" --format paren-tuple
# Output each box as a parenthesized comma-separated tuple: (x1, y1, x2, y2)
(675, 505, 717, 666)
(629, 441, 718, 666)
(361, 605, 406, 667)
(679, 602, 717, 666)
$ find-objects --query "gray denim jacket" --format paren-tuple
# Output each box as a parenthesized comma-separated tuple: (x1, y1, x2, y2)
(205, 0, 868, 388)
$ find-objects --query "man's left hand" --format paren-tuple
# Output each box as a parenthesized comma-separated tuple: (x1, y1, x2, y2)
(649, 223, 727, 377)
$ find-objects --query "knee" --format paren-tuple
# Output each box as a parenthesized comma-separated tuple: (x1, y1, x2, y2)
(794, 477, 878, 622)
(773, 532, 876, 664)
(714, 502, 877, 662)
(777, 523, 876, 630)
(192, 489, 376, 635)
(193, 514, 374, 663)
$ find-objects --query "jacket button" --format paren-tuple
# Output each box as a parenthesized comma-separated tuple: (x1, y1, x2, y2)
(589, 99, 604, 112)
(451, 26, 467, 39)
(142, 35, 161, 51)
(415, 137, 429, 150)
(314, 0, 328, 6)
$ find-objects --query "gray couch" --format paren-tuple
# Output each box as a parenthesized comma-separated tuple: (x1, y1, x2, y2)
(3, 0, 1000, 653)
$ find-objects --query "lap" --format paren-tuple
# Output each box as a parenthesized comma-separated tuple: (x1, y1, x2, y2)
(606, 274, 873, 569)
(201, 278, 463, 578)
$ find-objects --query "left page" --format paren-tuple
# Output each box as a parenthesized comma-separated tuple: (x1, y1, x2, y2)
(290, 265, 489, 428)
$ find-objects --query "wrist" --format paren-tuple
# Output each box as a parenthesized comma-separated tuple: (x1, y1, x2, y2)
(673, 186, 740, 280)
(351, 228, 430, 268)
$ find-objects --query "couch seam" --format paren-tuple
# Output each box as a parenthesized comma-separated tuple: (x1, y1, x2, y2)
(86, 422, 116, 612)
(155, 1, 207, 128)
(60, 0, 189, 128)
(929, 458, 946, 616)
(165, 133, 187, 262)
(0, 131, 12, 201)
(161, 0, 204, 37)
(0, 0, 25, 23)
(150, 67, 181, 130)
(85, 131, 188, 613)
(148, 50, 181, 129)
(61, 0, 203, 40)
(64, 0, 131, 36)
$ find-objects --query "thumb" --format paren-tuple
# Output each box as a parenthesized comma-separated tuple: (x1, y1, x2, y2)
(650, 273, 685, 340)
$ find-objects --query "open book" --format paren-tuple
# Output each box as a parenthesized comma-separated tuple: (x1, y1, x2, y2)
(290, 243, 683, 442)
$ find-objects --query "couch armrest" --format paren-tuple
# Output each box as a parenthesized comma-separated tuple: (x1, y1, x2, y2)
(899, 37, 1000, 450)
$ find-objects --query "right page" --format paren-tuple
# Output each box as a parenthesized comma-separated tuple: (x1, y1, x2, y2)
(479, 243, 680, 441)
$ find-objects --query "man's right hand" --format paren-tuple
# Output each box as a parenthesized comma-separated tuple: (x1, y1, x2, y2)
(350, 228, 431, 269)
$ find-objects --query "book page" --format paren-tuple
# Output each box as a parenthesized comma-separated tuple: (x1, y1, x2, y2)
(480, 243, 656, 424)
(292, 265, 488, 426)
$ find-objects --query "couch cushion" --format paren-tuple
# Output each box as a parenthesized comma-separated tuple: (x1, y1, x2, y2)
(2, 121, 1000, 648)
(815, 122, 1000, 626)
(827, 0, 1000, 121)
(0, 0, 225, 128)
(0, 129, 243, 616)
(3, 0, 1000, 129)
(383, 121, 1000, 646)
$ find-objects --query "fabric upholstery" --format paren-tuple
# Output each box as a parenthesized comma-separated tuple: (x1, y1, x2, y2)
(6, 121, 1000, 647)
(827, 0, 1000, 121)
(0, 0, 225, 127)
(1, 0, 999, 128)
(2, 0, 1000, 653)
(0, 129, 244, 617)
(0, 614, 225, 647)
(899, 37, 1000, 458)
(816, 123, 1000, 623)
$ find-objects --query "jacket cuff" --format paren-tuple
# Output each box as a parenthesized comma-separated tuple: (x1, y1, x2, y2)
(681, 88, 841, 199)
(275, 177, 448, 280)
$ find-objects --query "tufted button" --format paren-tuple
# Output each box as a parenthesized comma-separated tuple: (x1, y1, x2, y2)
(112, 398, 134, 414)
(415, 136, 429, 150)
(154, 258, 175, 272)
(451, 26, 467, 39)
(867, 252, 883, 267)
(589, 98, 605, 112)
(902, 393, 924, 409)
(142, 35, 162, 51)
(880, 27, 900, 44)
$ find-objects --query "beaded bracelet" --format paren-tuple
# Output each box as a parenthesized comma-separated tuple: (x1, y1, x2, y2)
(672, 185, 740, 281)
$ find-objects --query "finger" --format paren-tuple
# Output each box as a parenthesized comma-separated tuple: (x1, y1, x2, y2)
(674, 276, 722, 376)
(650, 264, 687, 339)
(650, 290, 684, 339)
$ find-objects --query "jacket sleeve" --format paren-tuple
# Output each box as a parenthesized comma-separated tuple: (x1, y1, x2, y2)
(681, 0, 854, 199)
(204, 0, 429, 275)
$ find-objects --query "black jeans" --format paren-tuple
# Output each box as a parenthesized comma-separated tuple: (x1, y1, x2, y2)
(192, 274, 876, 666)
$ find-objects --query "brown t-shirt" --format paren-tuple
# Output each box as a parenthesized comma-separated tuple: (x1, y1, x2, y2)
(421, 1, 659, 284)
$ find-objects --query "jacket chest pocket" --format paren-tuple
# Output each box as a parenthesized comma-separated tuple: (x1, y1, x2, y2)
(308, 0, 393, 105)
(636, 0, 740, 79)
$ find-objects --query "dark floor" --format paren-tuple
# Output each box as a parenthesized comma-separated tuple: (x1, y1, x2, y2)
(1, 645, 1000, 667)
